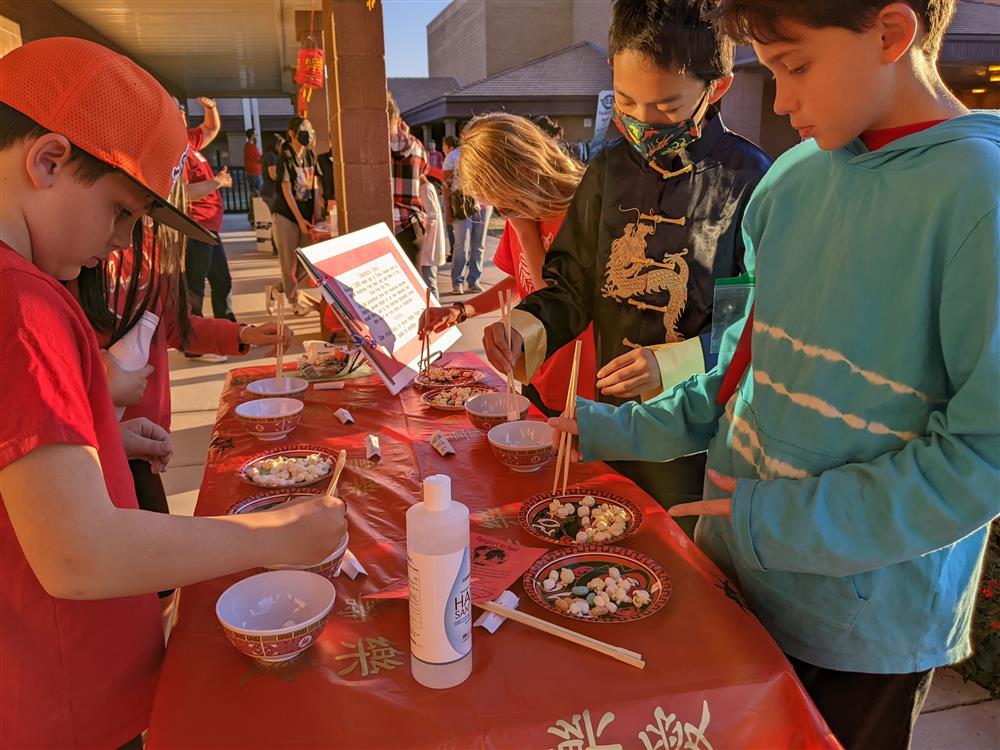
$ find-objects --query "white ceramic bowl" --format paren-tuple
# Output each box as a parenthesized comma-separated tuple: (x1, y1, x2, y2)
(465, 392, 531, 431)
(234, 397, 303, 441)
(266, 531, 350, 582)
(487, 419, 556, 473)
(216, 570, 336, 663)
(247, 376, 309, 399)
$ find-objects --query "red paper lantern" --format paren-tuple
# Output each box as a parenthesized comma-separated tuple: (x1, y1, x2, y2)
(295, 45, 325, 90)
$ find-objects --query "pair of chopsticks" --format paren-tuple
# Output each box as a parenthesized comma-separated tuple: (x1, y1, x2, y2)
(419, 288, 432, 376)
(476, 600, 645, 669)
(325, 449, 348, 496)
(499, 290, 519, 422)
(274, 295, 285, 384)
(552, 340, 583, 495)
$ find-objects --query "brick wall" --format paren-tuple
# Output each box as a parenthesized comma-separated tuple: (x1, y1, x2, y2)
(484, 0, 572, 77)
(428, 0, 488, 84)
(571, 0, 612, 50)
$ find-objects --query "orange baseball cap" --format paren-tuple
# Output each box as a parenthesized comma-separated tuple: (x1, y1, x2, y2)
(0, 37, 217, 244)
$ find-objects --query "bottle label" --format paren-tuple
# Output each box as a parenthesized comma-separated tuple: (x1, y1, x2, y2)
(407, 547, 472, 664)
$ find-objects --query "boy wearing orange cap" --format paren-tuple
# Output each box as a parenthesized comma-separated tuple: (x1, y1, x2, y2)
(0, 38, 347, 748)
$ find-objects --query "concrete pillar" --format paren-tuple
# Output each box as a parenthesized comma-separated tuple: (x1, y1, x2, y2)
(322, 0, 393, 236)
(421, 124, 432, 147)
(251, 97, 262, 143)
(241, 97, 253, 132)
(444, 118, 457, 139)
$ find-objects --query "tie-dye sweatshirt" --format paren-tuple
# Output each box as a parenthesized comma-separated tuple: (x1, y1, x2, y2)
(576, 112, 1000, 673)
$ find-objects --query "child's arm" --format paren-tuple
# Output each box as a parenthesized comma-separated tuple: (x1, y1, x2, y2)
(420, 276, 518, 336)
(724, 210, 1000, 579)
(509, 217, 548, 291)
(1, 442, 347, 599)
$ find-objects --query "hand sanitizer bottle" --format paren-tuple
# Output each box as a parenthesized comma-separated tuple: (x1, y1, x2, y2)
(406, 474, 472, 689)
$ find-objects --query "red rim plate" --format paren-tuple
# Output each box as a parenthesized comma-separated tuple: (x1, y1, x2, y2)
(518, 487, 643, 546)
(420, 384, 497, 411)
(413, 367, 486, 391)
(522, 545, 670, 623)
(236, 445, 338, 488)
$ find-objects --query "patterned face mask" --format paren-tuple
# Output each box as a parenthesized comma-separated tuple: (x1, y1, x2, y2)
(612, 91, 709, 162)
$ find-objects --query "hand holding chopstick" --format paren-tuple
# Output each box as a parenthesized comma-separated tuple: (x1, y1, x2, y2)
(500, 291, 519, 422)
(325, 449, 348, 496)
(274, 295, 285, 383)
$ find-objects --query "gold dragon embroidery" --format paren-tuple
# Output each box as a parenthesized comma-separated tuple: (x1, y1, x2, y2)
(602, 206, 690, 343)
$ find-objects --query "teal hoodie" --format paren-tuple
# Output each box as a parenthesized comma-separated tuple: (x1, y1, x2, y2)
(577, 112, 1000, 673)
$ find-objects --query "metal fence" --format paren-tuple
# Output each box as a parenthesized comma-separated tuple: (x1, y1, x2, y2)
(220, 165, 251, 214)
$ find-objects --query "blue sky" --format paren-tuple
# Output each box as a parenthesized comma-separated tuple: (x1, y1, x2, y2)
(382, 0, 452, 77)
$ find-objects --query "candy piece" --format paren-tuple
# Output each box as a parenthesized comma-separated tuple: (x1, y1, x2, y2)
(554, 597, 571, 612)
(571, 585, 590, 597)
(334, 408, 354, 424)
(314, 381, 345, 391)
(542, 578, 557, 592)
(585, 592, 596, 606)
(430, 431, 455, 456)
(559, 568, 575, 585)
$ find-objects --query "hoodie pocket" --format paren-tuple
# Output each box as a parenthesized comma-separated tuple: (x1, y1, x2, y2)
(742, 567, 869, 632)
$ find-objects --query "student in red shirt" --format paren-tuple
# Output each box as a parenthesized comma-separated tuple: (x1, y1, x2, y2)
(180, 96, 236, 335)
(0, 39, 346, 749)
(420, 113, 596, 414)
(244, 127, 263, 194)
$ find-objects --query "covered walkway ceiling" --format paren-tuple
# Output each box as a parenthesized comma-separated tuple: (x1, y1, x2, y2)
(54, 0, 318, 97)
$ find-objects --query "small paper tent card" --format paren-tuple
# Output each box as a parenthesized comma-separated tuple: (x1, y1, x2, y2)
(297, 223, 460, 395)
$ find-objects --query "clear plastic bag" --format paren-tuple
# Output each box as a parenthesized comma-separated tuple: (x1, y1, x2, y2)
(710, 275, 754, 354)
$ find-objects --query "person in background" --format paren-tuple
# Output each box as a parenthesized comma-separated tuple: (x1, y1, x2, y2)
(260, 133, 283, 210)
(180, 96, 236, 352)
(268, 115, 323, 316)
(418, 168, 448, 297)
(318, 146, 336, 222)
(440, 135, 459, 260)
(243, 128, 263, 195)
(443, 134, 493, 295)
(427, 139, 444, 170)
(387, 91, 428, 270)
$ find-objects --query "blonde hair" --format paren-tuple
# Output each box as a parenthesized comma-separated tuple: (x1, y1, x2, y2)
(457, 113, 583, 221)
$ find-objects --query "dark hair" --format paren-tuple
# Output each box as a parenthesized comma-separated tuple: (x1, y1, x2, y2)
(443, 135, 460, 150)
(532, 115, 565, 140)
(609, 0, 735, 83)
(267, 132, 285, 153)
(287, 115, 309, 134)
(245, 128, 255, 139)
(76, 221, 163, 348)
(713, 0, 955, 59)
(0, 102, 117, 184)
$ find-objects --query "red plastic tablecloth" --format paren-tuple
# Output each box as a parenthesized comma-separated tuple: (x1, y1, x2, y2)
(147, 353, 839, 750)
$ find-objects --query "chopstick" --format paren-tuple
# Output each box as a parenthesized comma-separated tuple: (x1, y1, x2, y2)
(325, 449, 348, 496)
(475, 600, 645, 670)
(275, 294, 285, 384)
(419, 288, 432, 376)
(501, 290, 519, 421)
(552, 340, 583, 495)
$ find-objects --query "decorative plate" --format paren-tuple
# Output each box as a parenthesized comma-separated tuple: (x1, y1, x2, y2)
(236, 445, 337, 488)
(518, 488, 642, 546)
(522, 545, 670, 623)
(226, 488, 323, 515)
(420, 384, 496, 411)
(413, 367, 486, 391)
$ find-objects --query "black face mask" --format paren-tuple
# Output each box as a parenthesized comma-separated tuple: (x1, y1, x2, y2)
(297, 130, 312, 147)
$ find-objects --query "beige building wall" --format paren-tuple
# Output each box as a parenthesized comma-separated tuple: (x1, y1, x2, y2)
(428, 0, 488, 85)
(484, 0, 572, 77)
(0, 15, 22, 57)
(571, 0, 612, 49)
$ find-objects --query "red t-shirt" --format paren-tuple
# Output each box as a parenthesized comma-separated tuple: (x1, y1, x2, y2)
(244, 141, 262, 176)
(0, 243, 163, 748)
(184, 128, 224, 233)
(494, 218, 596, 412)
(860, 119, 947, 151)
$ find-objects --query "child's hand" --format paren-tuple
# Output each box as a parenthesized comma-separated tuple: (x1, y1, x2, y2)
(240, 322, 292, 354)
(548, 416, 582, 463)
(268, 493, 348, 567)
(214, 166, 232, 189)
(596, 348, 660, 399)
(483, 321, 523, 374)
(420, 306, 461, 338)
(101, 350, 152, 407)
(668, 469, 736, 518)
(119, 418, 173, 474)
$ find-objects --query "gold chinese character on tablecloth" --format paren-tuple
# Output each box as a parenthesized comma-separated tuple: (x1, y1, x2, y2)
(639, 700, 713, 750)
(472, 507, 516, 530)
(547, 709, 622, 750)
(336, 597, 378, 622)
(446, 428, 481, 443)
(335, 637, 404, 678)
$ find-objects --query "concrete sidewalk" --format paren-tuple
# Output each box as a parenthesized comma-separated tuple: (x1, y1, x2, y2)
(163, 216, 998, 750)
